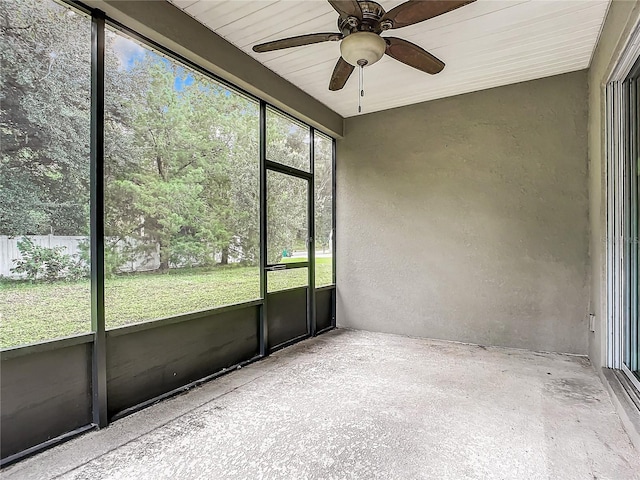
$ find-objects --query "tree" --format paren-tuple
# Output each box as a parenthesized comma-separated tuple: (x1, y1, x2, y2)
(1, 0, 322, 275)
(0, 0, 91, 235)
(314, 135, 333, 253)
(104, 51, 262, 271)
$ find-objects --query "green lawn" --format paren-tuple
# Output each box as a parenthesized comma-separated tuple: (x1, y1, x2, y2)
(0, 258, 333, 349)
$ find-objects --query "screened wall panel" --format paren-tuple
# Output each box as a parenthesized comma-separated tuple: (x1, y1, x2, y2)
(0, 341, 92, 459)
(314, 133, 334, 287)
(266, 107, 310, 171)
(267, 268, 309, 293)
(316, 287, 334, 332)
(266, 170, 308, 266)
(106, 305, 260, 417)
(267, 288, 308, 350)
(0, 0, 92, 348)
(103, 28, 260, 330)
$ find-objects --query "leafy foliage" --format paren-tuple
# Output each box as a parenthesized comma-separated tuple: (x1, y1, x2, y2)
(0, 0, 91, 235)
(314, 134, 334, 253)
(1, 0, 333, 280)
(10, 237, 88, 282)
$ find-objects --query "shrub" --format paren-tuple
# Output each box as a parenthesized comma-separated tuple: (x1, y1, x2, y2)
(11, 237, 89, 282)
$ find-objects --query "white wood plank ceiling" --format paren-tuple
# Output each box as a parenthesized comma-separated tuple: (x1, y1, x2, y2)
(168, 0, 610, 117)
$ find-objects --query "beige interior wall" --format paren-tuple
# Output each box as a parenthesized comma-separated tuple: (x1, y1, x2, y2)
(337, 71, 590, 354)
(587, 0, 640, 370)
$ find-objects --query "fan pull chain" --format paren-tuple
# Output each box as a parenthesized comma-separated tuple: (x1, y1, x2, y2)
(358, 63, 364, 113)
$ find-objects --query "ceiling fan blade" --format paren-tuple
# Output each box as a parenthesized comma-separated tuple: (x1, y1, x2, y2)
(384, 37, 445, 74)
(327, 0, 363, 19)
(329, 57, 355, 91)
(382, 0, 475, 29)
(253, 33, 343, 53)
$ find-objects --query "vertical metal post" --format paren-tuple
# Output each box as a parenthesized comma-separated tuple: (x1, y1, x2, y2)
(259, 101, 268, 356)
(623, 80, 631, 369)
(632, 73, 640, 373)
(90, 10, 107, 428)
(331, 137, 337, 327)
(308, 128, 316, 336)
(628, 79, 635, 370)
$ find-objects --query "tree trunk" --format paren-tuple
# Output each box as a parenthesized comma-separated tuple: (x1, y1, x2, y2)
(220, 247, 229, 265)
(159, 241, 169, 272)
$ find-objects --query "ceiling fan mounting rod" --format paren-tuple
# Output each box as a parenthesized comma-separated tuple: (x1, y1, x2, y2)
(339, 0, 385, 34)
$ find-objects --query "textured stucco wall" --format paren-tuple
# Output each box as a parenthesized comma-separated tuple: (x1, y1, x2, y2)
(587, 0, 640, 370)
(337, 71, 590, 354)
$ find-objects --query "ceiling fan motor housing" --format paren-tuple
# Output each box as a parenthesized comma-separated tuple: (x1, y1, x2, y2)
(338, 1, 385, 34)
(340, 31, 386, 67)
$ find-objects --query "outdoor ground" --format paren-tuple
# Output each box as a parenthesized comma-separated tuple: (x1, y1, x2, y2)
(0, 257, 332, 349)
(4, 329, 639, 480)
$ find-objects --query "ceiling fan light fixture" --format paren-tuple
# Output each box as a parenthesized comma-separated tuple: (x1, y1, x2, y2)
(340, 32, 386, 67)
(251, 0, 478, 91)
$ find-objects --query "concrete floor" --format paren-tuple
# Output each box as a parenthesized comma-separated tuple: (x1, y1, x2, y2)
(4, 329, 640, 480)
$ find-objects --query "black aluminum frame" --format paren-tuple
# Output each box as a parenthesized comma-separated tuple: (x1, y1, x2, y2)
(309, 128, 317, 336)
(264, 113, 313, 342)
(259, 101, 269, 357)
(332, 131, 338, 327)
(1, 0, 337, 466)
(90, 8, 107, 430)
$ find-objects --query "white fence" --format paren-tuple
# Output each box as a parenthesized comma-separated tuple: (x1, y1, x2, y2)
(1, 233, 325, 279)
(0, 235, 161, 279)
(0, 235, 86, 278)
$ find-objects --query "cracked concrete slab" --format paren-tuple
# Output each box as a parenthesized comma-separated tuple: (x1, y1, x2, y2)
(4, 329, 639, 480)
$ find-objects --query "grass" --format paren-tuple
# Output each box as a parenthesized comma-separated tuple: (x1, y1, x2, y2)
(0, 257, 333, 349)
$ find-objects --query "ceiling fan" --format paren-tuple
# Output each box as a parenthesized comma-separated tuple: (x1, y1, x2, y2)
(252, 0, 476, 91)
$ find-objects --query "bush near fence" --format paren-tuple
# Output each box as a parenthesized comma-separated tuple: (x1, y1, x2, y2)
(0, 235, 252, 280)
